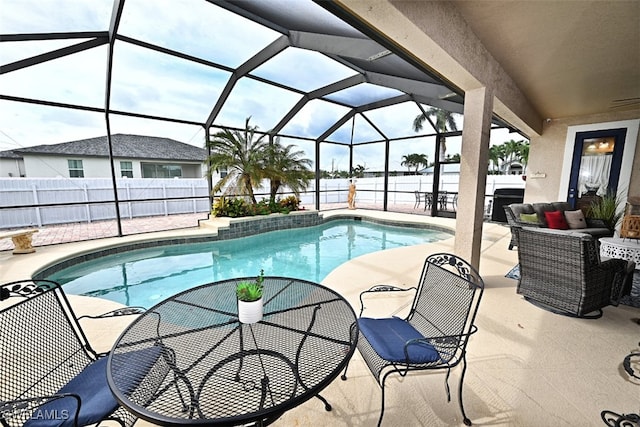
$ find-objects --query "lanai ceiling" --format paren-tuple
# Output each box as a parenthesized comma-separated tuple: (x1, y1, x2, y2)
(451, 0, 640, 120)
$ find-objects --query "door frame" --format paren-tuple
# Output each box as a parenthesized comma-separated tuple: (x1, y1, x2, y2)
(566, 128, 626, 209)
(559, 119, 639, 211)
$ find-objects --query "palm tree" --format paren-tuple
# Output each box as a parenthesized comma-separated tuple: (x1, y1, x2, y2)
(517, 142, 529, 173)
(205, 117, 268, 205)
(352, 164, 366, 178)
(445, 153, 461, 162)
(413, 107, 458, 161)
(488, 145, 505, 173)
(400, 153, 429, 174)
(501, 139, 528, 173)
(263, 138, 313, 204)
(502, 139, 520, 163)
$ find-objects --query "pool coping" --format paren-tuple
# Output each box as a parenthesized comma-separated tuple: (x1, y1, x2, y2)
(32, 210, 455, 279)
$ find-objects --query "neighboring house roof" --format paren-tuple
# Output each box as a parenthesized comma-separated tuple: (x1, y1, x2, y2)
(12, 134, 207, 162)
(0, 150, 23, 159)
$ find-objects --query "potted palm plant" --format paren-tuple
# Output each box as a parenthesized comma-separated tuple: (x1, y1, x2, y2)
(586, 191, 624, 232)
(236, 270, 265, 324)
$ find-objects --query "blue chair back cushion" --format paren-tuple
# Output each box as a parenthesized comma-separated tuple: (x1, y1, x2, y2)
(358, 317, 440, 364)
(24, 346, 163, 427)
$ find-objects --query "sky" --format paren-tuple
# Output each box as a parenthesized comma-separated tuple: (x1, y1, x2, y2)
(0, 0, 525, 173)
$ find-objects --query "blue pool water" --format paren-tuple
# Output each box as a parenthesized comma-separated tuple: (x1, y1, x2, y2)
(48, 219, 450, 308)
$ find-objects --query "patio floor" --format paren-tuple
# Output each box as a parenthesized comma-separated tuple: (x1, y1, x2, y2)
(1, 208, 638, 426)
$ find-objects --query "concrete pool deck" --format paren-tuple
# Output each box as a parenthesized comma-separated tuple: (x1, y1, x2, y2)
(1, 209, 638, 426)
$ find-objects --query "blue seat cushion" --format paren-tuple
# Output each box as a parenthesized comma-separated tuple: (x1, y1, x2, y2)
(24, 345, 163, 427)
(358, 317, 440, 364)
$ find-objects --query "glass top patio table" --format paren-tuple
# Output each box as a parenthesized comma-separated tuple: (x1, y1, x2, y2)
(107, 276, 358, 426)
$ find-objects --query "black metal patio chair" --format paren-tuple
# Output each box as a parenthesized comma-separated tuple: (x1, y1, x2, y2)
(414, 191, 424, 209)
(424, 192, 434, 211)
(0, 279, 169, 427)
(341, 253, 485, 426)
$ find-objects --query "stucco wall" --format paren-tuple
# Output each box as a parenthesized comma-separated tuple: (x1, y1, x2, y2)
(19, 155, 206, 178)
(23, 155, 112, 178)
(0, 158, 24, 177)
(526, 109, 640, 203)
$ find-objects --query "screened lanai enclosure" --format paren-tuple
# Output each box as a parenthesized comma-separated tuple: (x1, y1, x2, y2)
(1, 0, 520, 236)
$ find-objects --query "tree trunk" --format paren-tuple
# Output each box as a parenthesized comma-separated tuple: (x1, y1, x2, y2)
(439, 136, 447, 162)
(243, 175, 257, 205)
(270, 180, 281, 204)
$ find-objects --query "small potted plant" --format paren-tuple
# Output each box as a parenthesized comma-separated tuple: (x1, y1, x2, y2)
(236, 269, 265, 324)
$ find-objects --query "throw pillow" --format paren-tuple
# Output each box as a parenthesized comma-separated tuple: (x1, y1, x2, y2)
(532, 203, 555, 227)
(564, 209, 587, 229)
(544, 210, 569, 230)
(519, 213, 539, 223)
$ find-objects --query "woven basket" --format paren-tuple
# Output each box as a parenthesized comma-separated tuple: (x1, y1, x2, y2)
(620, 215, 640, 238)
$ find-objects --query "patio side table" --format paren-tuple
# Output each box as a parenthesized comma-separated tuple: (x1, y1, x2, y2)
(600, 237, 640, 266)
(599, 237, 640, 299)
(107, 277, 358, 426)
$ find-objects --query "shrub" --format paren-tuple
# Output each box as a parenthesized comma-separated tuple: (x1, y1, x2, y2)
(212, 196, 302, 217)
(279, 196, 300, 212)
(212, 196, 251, 217)
(258, 199, 274, 215)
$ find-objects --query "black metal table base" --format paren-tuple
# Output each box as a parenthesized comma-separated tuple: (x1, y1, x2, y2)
(601, 348, 639, 426)
(601, 410, 640, 426)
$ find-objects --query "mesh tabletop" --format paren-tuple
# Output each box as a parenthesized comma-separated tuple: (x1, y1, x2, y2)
(107, 277, 358, 426)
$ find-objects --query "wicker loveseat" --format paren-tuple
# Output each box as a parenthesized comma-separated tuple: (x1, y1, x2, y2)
(512, 226, 627, 317)
(504, 201, 612, 249)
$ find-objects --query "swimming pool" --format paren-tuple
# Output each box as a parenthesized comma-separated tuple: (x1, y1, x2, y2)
(47, 219, 450, 308)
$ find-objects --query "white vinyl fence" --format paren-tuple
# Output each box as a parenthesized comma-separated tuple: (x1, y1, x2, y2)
(0, 175, 525, 229)
(0, 178, 211, 229)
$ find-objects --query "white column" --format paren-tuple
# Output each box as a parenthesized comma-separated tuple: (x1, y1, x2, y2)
(455, 87, 494, 269)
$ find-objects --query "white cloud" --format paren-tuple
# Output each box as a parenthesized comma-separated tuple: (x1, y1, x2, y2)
(1, 46, 107, 108)
(0, 0, 112, 34)
(215, 77, 302, 131)
(118, 0, 280, 68)
(281, 99, 350, 138)
(109, 116, 205, 146)
(110, 43, 231, 121)
(0, 101, 105, 149)
(252, 47, 357, 92)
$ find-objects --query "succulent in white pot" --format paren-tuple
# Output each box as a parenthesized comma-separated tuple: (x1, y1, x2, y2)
(236, 270, 264, 324)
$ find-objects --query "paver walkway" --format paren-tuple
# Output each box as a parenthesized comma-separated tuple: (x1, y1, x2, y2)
(0, 213, 208, 251)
